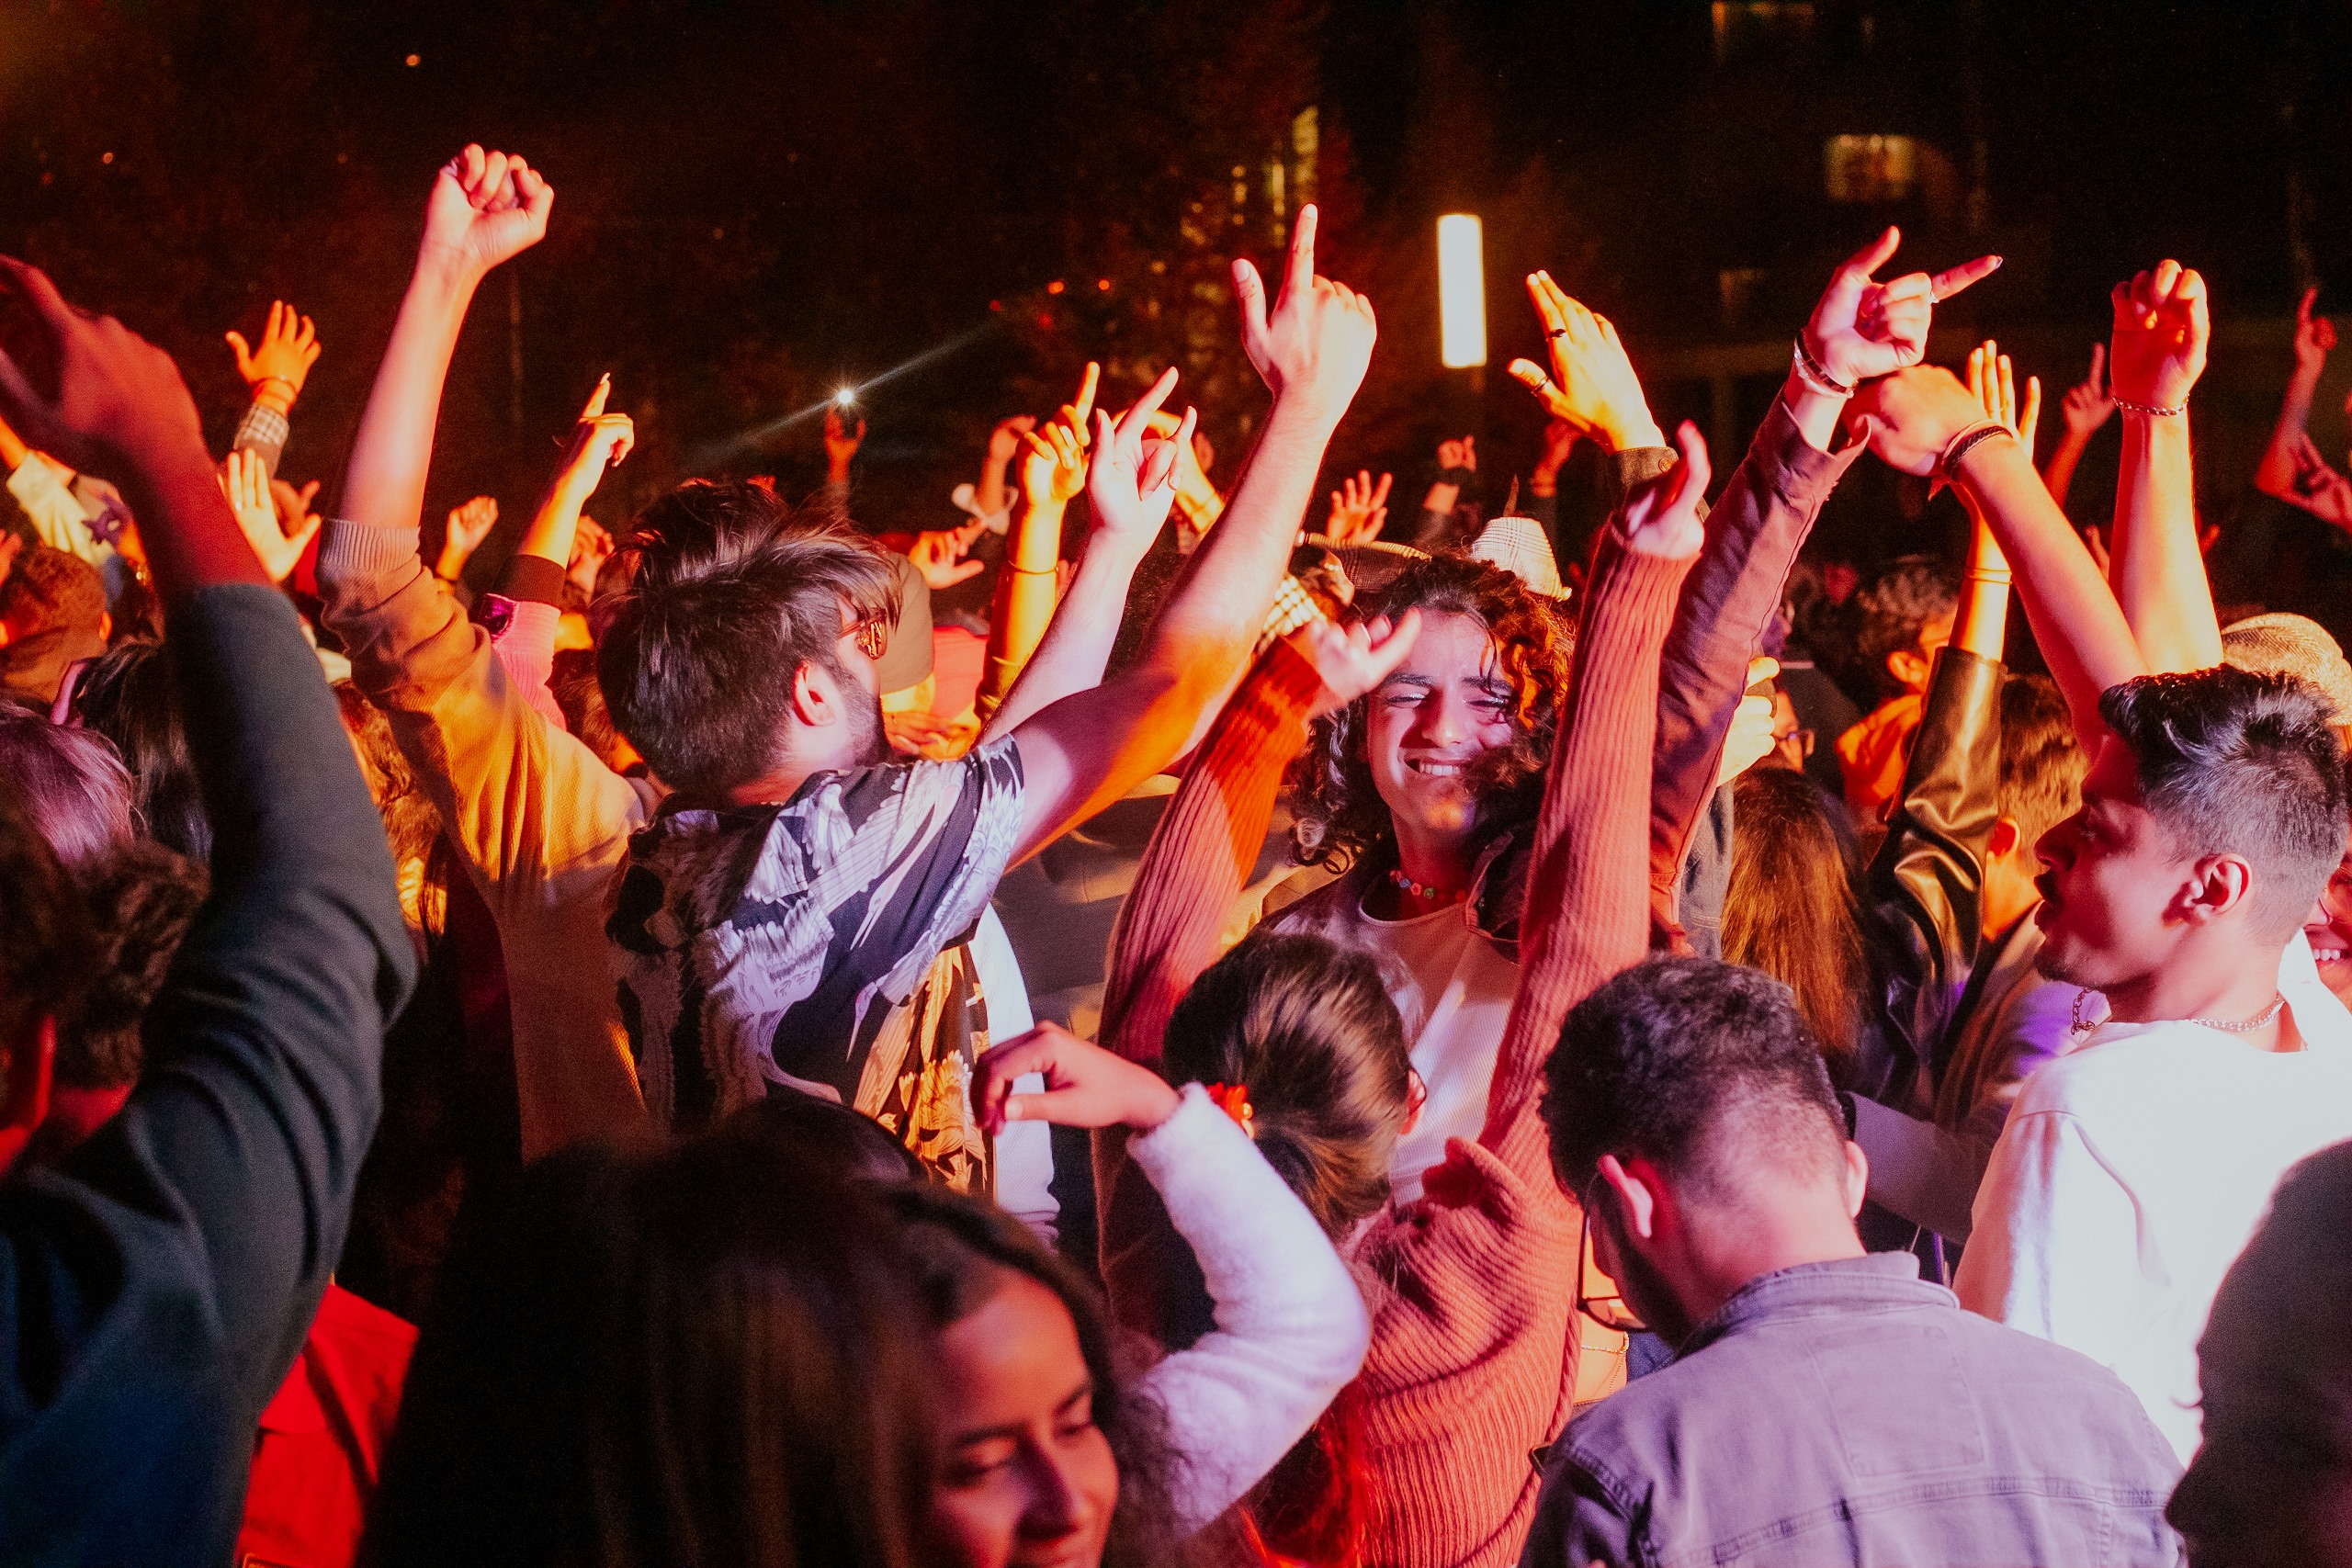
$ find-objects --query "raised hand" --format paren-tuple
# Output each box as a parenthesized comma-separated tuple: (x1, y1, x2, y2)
(1437, 434, 1476, 473)
(1507, 271, 1665, 451)
(225, 299, 322, 405)
(972, 1021, 1182, 1135)
(556, 375, 635, 491)
(2295, 287, 2336, 376)
(2288, 432, 2352, 532)
(909, 527, 985, 590)
(823, 404, 865, 479)
(1056, 360, 1101, 443)
(1020, 417, 1089, 506)
(1847, 366, 1998, 477)
(1965, 340, 2041, 452)
(1804, 227, 2000, 389)
(1532, 418, 1577, 493)
(568, 515, 615, 598)
(1715, 655, 1782, 787)
(1620, 421, 1710, 559)
(1231, 204, 1377, 424)
(436, 494, 499, 579)
(1086, 366, 1193, 547)
(1326, 469, 1392, 544)
(2060, 344, 2116, 439)
(2109, 260, 2208, 412)
(419, 144, 554, 283)
(270, 477, 322, 538)
(1288, 608, 1422, 717)
(0, 256, 210, 488)
(220, 447, 316, 583)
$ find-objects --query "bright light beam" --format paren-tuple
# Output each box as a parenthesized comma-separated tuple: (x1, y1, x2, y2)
(1437, 213, 1487, 369)
(694, 321, 997, 468)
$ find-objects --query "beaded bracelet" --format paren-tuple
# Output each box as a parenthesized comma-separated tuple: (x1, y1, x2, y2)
(2111, 395, 2187, 417)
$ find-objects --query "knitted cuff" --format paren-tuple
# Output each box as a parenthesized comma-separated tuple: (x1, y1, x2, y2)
(317, 519, 422, 595)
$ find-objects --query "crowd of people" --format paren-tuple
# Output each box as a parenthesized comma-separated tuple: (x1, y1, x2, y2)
(4, 140, 2351, 1568)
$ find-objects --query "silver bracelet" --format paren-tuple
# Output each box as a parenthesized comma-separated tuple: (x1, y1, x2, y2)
(1792, 337, 1854, 398)
(2111, 395, 2187, 417)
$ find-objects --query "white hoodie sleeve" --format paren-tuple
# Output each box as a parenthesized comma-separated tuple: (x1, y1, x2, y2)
(1124, 1084, 1371, 1534)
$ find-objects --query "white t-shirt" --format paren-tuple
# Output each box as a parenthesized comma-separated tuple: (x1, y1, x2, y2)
(1272, 889, 1519, 1202)
(1956, 934, 2352, 1462)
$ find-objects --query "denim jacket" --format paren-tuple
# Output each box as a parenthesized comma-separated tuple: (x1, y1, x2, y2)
(1521, 1254, 2185, 1568)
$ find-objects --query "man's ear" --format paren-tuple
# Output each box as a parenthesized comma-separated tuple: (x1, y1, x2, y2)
(1987, 816, 2021, 862)
(2181, 854, 2256, 926)
(1596, 1152, 1661, 1243)
(0, 1017, 57, 1179)
(1841, 1138, 1870, 1219)
(787, 660, 833, 728)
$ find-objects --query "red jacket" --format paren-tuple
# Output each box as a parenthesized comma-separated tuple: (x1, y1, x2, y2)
(236, 1283, 415, 1568)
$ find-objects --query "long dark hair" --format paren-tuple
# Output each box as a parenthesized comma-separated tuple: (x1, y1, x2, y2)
(1288, 553, 1573, 873)
(370, 1122, 940, 1568)
(1723, 766, 1865, 1078)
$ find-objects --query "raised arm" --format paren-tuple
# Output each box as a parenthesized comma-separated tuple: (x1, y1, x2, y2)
(2255, 288, 2333, 501)
(2103, 261, 2222, 672)
(1004, 205, 1375, 862)
(1850, 367, 2146, 742)
(1478, 423, 1709, 1177)
(2041, 344, 2114, 512)
(338, 145, 550, 536)
(0, 256, 412, 1548)
(224, 299, 322, 480)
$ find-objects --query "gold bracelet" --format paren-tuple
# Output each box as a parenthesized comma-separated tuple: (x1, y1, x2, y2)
(1008, 564, 1058, 576)
(1965, 568, 2014, 586)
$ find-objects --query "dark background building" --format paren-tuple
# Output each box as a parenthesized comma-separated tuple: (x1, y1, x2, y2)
(6, 0, 2349, 612)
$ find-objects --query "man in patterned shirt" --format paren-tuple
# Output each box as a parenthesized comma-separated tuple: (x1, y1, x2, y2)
(598, 207, 1378, 1186)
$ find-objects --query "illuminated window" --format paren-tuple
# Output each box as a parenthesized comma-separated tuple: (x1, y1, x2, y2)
(1824, 134, 1919, 203)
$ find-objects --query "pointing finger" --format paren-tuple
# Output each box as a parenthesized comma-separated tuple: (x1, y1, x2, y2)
(1282, 203, 1319, 305)
(1927, 254, 2003, 302)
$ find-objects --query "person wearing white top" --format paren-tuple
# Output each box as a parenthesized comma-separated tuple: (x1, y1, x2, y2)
(1956, 666, 2352, 1462)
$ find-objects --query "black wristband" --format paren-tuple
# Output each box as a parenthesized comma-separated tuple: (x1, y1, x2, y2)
(1437, 466, 1476, 489)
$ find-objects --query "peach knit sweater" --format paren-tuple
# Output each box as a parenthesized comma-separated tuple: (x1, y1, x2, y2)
(1097, 531, 1690, 1566)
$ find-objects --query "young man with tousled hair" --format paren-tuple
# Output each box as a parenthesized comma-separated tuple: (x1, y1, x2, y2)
(1525, 957, 2185, 1567)
(1849, 256, 2352, 1462)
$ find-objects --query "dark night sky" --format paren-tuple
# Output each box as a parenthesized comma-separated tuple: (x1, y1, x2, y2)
(5, 0, 2349, 560)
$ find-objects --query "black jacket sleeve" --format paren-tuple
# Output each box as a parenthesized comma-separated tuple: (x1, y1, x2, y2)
(0, 583, 415, 1563)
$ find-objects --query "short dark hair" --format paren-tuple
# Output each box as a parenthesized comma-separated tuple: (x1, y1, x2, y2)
(1543, 957, 1846, 1202)
(1996, 673, 2085, 851)
(1853, 554, 1958, 701)
(1160, 932, 1413, 1237)
(57, 841, 209, 1089)
(2098, 668, 2349, 942)
(595, 482, 900, 798)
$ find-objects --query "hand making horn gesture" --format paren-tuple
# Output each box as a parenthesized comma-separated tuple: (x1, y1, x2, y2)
(1801, 226, 2002, 392)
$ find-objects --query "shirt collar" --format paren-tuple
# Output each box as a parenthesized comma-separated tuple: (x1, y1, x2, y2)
(1682, 1252, 1948, 1354)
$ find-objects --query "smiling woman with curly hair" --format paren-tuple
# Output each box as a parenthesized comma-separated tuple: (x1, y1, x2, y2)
(1264, 551, 1574, 1199)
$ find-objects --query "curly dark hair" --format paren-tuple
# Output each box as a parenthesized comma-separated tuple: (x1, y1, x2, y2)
(1287, 552, 1575, 872)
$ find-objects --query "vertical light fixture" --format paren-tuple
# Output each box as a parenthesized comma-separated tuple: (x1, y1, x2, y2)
(1437, 213, 1487, 369)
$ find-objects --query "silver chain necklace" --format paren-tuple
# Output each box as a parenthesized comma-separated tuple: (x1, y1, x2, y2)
(2072, 989, 2287, 1037)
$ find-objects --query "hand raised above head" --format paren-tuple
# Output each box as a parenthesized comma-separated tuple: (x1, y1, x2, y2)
(0, 255, 208, 488)
(1231, 204, 1377, 423)
(1619, 421, 1709, 560)
(225, 299, 322, 399)
(2060, 343, 2116, 438)
(420, 144, 554, 283)
(1085, 366, 1193, 547)
(2296, 286, 2336, 372)
(1325, 468, 1391, 544)
(1805, 226, 2000, 389)
(1846, 365, 1994, 478)
(1508, 271, 1663, 452)
(1965, 339, 2041, 452)
(2109, 260, 2208, 412)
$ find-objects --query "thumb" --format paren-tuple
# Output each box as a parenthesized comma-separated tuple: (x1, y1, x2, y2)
(1668, 420, 1712, 507)
(225, 331, 252, 368)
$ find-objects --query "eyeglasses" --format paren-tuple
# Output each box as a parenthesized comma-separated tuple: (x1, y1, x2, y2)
(1576, 1178, 1645, 1334)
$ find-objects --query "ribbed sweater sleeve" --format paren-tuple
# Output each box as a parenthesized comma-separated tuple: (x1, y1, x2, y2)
(1354, 532, 1692, 1568)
